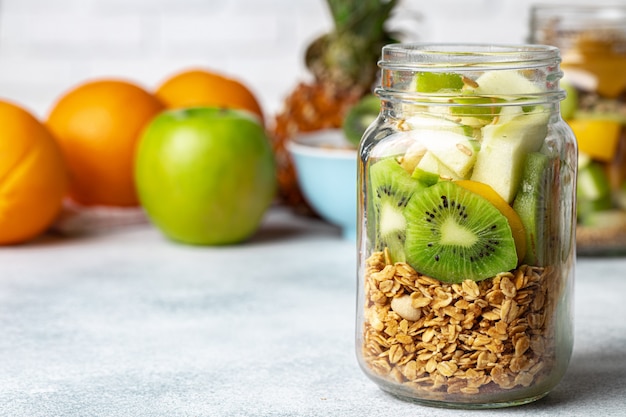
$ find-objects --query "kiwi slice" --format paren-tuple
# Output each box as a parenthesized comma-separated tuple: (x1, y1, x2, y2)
(369, 157, 424, 262)
(512, 152, 551, 266)
(411, 167, 440, 186)
(343, 94, 380, 147)
(404, 181, 518, 283)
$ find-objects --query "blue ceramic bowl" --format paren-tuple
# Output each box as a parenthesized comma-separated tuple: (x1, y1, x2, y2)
(287, 129, 358, 240)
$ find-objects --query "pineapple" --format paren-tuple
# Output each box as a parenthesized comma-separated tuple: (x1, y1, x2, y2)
(271, 0, 399, 212)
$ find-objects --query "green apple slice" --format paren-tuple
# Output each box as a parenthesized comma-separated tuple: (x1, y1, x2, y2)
(471, 111, 549, 203)
(405, 114, 474, 136)
(450, 70, 543, 125)
(470, 70, 543, 98)
(404, 114, 479, 179)
(399, 139, 427, 174)
(497, 104, 525, 124)
(415, 151, 461, 181)
(420, 130, 479, 178)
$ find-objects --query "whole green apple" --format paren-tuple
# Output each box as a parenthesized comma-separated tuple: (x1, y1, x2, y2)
(135, 107, 276, 245)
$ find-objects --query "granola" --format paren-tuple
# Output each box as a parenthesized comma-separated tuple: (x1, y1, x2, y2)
(361, 249, 558, 398)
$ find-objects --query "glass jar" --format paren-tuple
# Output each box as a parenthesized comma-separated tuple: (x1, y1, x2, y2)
(530, 4, 626, 255)
(356, 44, 575, 408)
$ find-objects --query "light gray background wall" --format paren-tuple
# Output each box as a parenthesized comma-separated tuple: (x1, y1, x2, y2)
(0, 0, 599, 120)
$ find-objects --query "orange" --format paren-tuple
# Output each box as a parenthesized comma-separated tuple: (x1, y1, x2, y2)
(154, 68, 264, 124)
(46, 79, 165, 207)
(455, 180, 527, 263)
(0, 100, 68, 245)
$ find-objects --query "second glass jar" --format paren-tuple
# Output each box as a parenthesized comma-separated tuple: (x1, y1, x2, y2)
(530, 4, 626, 254)
(356, 44, 575, 408)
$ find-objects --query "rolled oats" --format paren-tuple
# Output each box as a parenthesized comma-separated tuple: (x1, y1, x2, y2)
(361, 251, 558, 398)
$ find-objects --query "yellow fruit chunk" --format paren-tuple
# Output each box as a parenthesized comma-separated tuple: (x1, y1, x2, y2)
(568, 119, 621, 162)
(455, 180, 526, 263)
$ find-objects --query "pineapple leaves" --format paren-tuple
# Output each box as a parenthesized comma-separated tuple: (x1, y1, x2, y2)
(305, 0, 400, 93)
(326, 0, 398, 39)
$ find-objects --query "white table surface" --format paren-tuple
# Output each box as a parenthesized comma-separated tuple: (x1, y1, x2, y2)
(1, 207, 625, 417)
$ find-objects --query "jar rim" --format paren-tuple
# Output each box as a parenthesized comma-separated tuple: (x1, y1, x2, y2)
(380, 43, 560, 71)
(377, 43, 565, 105)
(530, 4, 626, 39)
(531, 3, 626, 15)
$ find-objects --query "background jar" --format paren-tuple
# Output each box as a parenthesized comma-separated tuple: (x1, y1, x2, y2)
(355, 44, 575, 408)
(530, 4, 626, 255)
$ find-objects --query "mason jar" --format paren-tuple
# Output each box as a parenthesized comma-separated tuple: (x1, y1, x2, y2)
(356, 44, 575, 408)
(530, 4, 626, 255)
